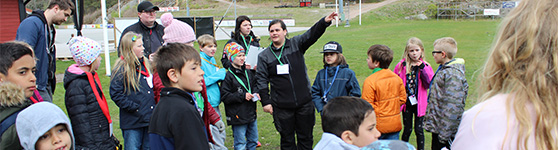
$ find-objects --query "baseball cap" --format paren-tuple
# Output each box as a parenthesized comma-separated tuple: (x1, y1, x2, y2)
(137, 1, 160, 12)
(321, 41, 342, 53)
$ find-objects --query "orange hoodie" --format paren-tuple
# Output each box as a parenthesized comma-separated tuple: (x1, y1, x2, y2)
(361, 69, 406, 133)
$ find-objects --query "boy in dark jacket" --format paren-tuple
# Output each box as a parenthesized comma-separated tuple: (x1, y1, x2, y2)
(0, 41, 37, 150)
(148, 43, 209, 149)
(221, 42, 259, 150)
(63, 37, 117, 149)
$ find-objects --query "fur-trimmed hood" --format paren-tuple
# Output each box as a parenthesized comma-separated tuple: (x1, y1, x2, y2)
(0, 82, 28, 108)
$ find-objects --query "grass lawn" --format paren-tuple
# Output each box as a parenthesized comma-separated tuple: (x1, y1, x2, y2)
(51, 2, 501, 150)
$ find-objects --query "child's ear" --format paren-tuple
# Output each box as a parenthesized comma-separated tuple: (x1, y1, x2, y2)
(167, 68, 179, 83)
(340, 130, 357, 145)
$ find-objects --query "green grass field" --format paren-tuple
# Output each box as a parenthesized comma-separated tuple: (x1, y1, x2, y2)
(51, 1, 502, 149)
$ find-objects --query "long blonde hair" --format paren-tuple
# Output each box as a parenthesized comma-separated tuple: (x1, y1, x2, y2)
(479, 0, 558, 149)
(401, 37, 427, 73)
(112, 32, 151, 93)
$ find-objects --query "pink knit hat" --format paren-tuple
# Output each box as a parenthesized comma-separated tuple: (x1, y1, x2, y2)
(161, 13, 196, 44)
(67, 36, 102, 66)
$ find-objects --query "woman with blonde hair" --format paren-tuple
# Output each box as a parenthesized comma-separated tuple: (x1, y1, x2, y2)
(110, 32, 155, 150)
(452, 0, 558, 149)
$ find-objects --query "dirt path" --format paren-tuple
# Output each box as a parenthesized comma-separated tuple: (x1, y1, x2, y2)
(213, 0, 247, 9)
(346, 0, 400, 20)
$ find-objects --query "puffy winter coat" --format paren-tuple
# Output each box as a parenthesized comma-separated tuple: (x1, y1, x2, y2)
(64, 64, 116, 150)
(0, 83, 32, 150)
(361, 69, 406, 134)
(220, 66, 258, 125)
(311, 64, 361, 113)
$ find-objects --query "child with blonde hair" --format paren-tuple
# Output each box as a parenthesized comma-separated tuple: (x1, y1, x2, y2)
(394, 37, 434, 150)
(452, 0, 558, 149)
(110, 32, 155, 150)
(423, 37, 468, 150)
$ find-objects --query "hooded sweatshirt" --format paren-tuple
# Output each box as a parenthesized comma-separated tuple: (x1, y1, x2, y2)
(16, 102, 75, 150)
(423, 58, 468, 143)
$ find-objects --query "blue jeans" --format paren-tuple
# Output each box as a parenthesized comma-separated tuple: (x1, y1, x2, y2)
(232, 120, 258, 150)
(379, 131, 400, 140)
(123, 127, 150, 150)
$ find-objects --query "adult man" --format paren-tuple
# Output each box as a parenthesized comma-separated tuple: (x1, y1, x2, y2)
(119, 1, 165, 58)
(256, 12, 338, 150)
(16, 0, 74, 102)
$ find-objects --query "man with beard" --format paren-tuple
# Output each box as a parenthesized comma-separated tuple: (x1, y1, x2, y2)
(16, 0, 74, 102)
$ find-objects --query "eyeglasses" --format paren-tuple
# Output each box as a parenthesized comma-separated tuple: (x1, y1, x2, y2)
(142, 10, 156, 14)
(432, 51, 443, 55)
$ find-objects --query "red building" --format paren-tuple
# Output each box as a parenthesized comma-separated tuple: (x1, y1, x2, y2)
(0, 0, 26, 42)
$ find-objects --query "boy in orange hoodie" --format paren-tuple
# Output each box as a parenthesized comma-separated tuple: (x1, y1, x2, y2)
(361, 44, 406, 140)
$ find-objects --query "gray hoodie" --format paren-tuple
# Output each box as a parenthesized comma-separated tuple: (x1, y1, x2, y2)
(16, 102, 75, 150)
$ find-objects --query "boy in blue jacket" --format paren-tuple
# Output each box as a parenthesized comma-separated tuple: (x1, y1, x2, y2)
(149, 43, 209, 149)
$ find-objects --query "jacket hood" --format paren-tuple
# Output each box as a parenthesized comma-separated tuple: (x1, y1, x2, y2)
(443, 58, 466, 74)
(29, 10, 47, 25)
(16, 102, 75, 150)
(0, 82, 27, 107)
(63, 64, 88, 89)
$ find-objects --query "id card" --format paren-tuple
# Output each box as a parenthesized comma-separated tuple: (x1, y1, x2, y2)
(277, 64, 289, 75)
(409, 95, 417, 105)
(145, 74, 153, 88)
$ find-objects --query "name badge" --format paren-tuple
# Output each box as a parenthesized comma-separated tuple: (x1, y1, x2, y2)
(146, 74, 154, 88)
(277, 64, 289, 75)
(409, 95, 417, 105)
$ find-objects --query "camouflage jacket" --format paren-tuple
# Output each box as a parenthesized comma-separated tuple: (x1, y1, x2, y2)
(423, 58, 468, 143)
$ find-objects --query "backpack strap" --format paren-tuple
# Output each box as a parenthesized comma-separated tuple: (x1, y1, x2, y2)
(0, 110, 21, 138)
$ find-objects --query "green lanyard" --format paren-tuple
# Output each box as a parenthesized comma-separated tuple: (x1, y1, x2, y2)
(269, 43, 285, 65)
(228, 69, 251, 93)
(241, 34, 252, 53)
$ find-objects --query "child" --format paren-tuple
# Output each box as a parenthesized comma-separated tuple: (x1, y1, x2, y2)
(197, 34, 227, 117)
(314, 96, 380, 149)
(110, 32, 155, 150)
(361, 44, 406, 140)
(64, 37, 117, 149)
(220, 42, 259, 150)
(16, 102, 75, 150)
(159, 13, 225, 149)
(311, 41, 361, 114)
(0, 41, 37, 150)
(222, 15, 261, 69)
(452, 1, 557, 149)
(148, 43, 209, 149)
(394, 37, 434, 150)
(423, 37, 468, 150)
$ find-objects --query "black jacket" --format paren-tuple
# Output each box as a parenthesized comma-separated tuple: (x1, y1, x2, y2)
(220, 66, 258, 125)
(256, 17, 331, 109)
(119, 20, 165, 57)
(63, 65, 116, 150)
(148, 87, 209, 150)
(109, 60, 155, 130)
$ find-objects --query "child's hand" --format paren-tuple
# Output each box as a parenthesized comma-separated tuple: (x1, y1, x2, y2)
(245, 93, 254, 101)
(245, 64, 252, 70)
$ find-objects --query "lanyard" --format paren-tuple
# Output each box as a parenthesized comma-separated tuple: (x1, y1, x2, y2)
(269, 43, 285, 65)
(85, 71, 112, 124)
(136, 60, 150, 77)
(201, 57, 221, 68)
(228, 69, 251, 93)
(323, 66, 340, 99)
(241, 34, 252, 53)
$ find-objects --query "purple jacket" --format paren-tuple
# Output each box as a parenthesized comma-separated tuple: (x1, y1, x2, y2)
(394, 59, 434, 117)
